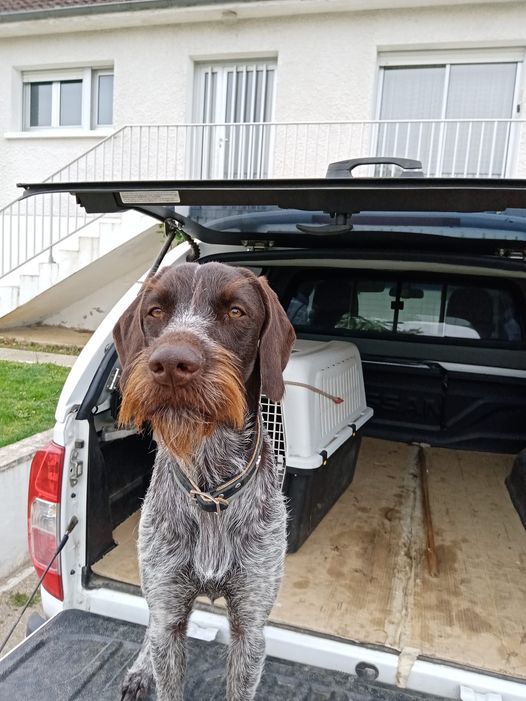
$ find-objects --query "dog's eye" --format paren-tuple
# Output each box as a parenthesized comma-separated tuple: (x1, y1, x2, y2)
(149, 307, 163, 319)
(228, 307, 245, 319)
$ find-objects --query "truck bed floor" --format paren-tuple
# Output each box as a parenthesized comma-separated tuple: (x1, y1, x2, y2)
(91, 438, 526, 680)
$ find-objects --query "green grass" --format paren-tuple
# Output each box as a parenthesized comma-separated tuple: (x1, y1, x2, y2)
(0, 361, 70, 447)
(9, 590, 40, 608)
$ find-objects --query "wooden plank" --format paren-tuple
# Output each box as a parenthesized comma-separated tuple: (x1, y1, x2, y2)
(93, 437, 413, 650)
(92, 511, 140, 586)
(271, 438, 413, 647)
(408, 446, 525, 678)
(418, 446, 439, 577)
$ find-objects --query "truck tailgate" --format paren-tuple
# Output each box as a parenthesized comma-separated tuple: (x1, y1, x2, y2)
(0, 609, 447, 700)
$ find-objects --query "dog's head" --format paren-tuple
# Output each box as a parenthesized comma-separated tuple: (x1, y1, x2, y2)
(113, 262, 295, 457)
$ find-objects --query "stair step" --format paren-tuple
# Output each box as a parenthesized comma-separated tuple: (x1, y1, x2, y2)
(18, 274, 40, 305)
(53, 249, 80, 278)
(0, 210, 152, 323)
(38, 261, 60, 290)
(0, 286, 20, 316)
(77, 236, 100, 266)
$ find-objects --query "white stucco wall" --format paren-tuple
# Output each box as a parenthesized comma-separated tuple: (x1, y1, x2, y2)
(1, 0, 526, 208)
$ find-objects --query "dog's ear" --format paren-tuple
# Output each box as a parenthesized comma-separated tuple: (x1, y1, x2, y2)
(257, 276, 296, 402)
(113, 291, 146, 387)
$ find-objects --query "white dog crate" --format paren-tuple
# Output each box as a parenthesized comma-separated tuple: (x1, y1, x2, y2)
(260, 339, 373, 551)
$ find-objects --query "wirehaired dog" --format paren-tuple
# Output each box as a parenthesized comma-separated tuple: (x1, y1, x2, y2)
(115, 261, 295, 701)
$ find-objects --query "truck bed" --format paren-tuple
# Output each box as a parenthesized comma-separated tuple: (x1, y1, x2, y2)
(91, 438, 526, 680)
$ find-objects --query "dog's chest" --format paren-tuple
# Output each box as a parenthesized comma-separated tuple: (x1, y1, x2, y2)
(141, 453, 250, 583)
(192, 509, 237, 582)
(140, 436, 285, 591)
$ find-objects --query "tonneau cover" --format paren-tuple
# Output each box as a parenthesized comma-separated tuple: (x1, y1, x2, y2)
(17, 177, 526, 214)
(17, 178, 526, 254)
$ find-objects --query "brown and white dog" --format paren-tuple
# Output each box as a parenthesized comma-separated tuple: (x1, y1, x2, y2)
(115, 261, 295, 701)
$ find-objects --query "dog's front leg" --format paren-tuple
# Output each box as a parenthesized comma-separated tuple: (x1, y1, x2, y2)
(121, 627, 153, 700)
(227, 622, 266, 701)
(149, 587, 195, 701)
(150, 612, 187, 701)
(225, 589, 272, 701)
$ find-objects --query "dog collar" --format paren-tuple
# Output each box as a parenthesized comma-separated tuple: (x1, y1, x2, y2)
(172, 413, 264, 514)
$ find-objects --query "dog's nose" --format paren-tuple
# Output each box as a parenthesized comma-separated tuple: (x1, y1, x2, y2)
(148, 344, 204, 386)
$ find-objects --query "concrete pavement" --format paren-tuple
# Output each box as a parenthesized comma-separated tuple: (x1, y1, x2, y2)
(0, 325, 91, 348)
(0, 324, 91, 366)
(0, 566, 42, 657)
(0, 347, 78, 367)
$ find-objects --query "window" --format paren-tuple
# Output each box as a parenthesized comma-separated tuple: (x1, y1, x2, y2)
(94, 72, 114, 127)
(191, 60, 276, 178)
(23, 68, 113, 130)
(397, 283, 444, 336)
(377, 59, 519, 176)
(285, 272, 523, 343)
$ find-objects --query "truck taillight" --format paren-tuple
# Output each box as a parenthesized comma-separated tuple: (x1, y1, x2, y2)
(28, 442, 65, 600)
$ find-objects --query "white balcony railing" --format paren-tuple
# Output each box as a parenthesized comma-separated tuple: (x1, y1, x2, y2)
(1, 118, 525, 280)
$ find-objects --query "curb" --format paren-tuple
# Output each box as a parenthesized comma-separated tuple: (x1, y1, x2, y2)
(0, 430, 54, 475)
(0, 348, 77, 367)
(0, 430, 53, 580)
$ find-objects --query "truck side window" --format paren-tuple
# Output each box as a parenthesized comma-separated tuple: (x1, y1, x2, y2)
(445, 285, 522, 341)
(285, 271, 523, 344)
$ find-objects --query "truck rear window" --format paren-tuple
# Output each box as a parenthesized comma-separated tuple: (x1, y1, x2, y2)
(285, 272, 523, 343)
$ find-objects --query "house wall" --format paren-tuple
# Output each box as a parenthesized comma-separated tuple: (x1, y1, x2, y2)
(1, 1, 526, 208)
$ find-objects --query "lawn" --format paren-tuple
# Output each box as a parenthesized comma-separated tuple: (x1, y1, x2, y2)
(0, 361, 70, 447)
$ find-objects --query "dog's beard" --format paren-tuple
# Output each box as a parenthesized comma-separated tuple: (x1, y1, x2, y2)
(118, 346, 247, 460)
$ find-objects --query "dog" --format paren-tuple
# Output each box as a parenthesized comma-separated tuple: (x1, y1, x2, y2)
(114, 261, 295, 701)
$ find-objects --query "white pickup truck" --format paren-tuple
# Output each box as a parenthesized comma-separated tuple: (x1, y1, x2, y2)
(2, 161, 526, 701)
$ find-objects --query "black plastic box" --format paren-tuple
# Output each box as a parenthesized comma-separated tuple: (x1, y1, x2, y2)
(284, 433, 362, 552)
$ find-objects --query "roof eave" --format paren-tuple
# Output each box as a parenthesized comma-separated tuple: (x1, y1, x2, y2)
(0, 0, 518, 35)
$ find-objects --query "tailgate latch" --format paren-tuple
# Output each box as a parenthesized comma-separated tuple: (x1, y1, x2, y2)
(69, 439, 84, 487)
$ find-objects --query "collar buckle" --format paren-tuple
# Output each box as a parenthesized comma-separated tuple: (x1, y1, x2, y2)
(189, 488, 229, 514)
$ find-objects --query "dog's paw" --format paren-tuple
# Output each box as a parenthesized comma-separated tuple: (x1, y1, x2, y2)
(120, 670, 152, 701)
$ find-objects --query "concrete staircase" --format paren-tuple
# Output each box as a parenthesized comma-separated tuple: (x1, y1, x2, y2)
(0, 210, 163, 329)
(1, 118, 521, 329)
(2, 233, 100, 311)
(0, 220, 163, 331)
(0, 125, 143, 326)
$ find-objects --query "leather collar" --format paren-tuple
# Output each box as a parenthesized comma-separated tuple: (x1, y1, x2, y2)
(172, 413, 264, 513)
